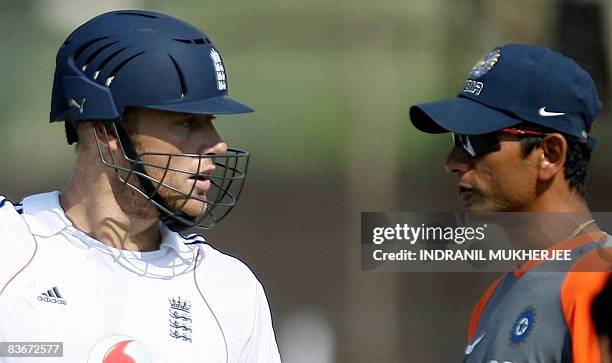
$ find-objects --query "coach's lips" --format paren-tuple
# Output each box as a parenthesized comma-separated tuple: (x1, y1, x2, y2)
(458, 184, 477, 201)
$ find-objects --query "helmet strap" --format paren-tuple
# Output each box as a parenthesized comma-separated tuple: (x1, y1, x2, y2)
(112, 123, 194, 232)
(65, 120, 79, 145)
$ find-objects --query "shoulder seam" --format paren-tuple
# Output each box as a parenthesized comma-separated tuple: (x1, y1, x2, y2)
(0, 198, 24, 215)
(183, 233, 207, 245)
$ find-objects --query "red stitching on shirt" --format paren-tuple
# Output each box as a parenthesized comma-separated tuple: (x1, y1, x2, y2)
(0, 236, 38, 298)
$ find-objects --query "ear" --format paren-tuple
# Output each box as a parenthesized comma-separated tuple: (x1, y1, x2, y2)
(537, 133, 567, 182)
(92, 122, 120, 151)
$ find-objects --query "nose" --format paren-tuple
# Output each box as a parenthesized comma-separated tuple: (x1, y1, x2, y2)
(206, 139, 228, 155)
(445, 146, 472, 174)
(199, 123, 228, 155)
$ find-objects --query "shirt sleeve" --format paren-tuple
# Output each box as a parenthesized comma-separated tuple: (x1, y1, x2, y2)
(0, 197, 37, 298)
(239, 281, 281, 362)
(561, 249, 612, 363)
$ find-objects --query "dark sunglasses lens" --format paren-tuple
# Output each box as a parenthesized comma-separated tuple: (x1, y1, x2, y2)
(453, 133, 500, 157)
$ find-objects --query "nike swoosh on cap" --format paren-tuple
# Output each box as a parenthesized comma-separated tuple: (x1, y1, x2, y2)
(538, 107, 565, 117)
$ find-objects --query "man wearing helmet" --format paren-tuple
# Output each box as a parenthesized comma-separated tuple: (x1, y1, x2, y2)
(0, 10, 281, 362)
(62, 107, 234, 251)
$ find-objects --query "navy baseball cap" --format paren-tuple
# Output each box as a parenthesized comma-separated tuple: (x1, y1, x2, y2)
(409, 44, 602, 148)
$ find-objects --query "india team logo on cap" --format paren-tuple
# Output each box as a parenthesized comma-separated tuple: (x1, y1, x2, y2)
(469, 48, 501, 79)
(463, 48, 501, 96)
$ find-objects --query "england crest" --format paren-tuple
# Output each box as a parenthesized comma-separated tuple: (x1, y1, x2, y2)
(169, 296, 193, 343)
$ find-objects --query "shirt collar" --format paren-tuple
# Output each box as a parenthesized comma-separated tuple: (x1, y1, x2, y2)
(513, 231, 608, 277)
(22, 191, 197, 255)
(22, 191, 72, 237)
(159, 222, 185, 254)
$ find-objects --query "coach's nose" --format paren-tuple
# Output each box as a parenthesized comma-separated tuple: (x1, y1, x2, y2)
(445, 147, 472, 175)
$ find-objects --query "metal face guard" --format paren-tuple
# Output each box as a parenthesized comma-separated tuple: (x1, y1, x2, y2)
(94, 123, 249, 231)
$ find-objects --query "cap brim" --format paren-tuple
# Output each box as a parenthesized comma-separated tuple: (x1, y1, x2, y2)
(410, 96, 522, 135)
(145, 95, 254, 115)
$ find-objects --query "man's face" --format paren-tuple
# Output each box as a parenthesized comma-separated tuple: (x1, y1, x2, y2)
(445, 134, 540, 212)
(120, 108, 228, 218)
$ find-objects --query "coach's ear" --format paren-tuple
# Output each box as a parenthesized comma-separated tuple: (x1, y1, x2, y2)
(537, 133, 567, 181)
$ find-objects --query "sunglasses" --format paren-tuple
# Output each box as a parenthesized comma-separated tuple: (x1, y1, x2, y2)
(452, 128, 548, 157)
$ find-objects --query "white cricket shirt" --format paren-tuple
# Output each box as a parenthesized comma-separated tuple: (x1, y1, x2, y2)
(0, 192, 281, 363)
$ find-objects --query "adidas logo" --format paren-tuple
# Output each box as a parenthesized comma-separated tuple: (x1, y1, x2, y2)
(37, 287, 67, 305)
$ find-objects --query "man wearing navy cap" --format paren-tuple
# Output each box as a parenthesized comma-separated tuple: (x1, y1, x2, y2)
(410, 44, 611, 362)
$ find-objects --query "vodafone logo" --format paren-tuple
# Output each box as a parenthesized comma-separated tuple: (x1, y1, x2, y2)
(88, 335, 152, 363)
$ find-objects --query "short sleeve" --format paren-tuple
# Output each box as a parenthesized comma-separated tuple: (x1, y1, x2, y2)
(561, 248, 612, 363)
(0, 196, 37, 297)
(239, 281, 281, 362)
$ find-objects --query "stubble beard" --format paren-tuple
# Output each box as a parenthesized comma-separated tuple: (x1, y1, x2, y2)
(110, 168, 208, 221)
(109, 171, 160, 220)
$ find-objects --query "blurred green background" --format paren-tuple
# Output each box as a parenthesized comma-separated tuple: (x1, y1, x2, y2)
(1, 0, 610, 361)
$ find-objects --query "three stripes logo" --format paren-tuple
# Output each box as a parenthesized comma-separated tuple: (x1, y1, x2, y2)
(37, 287, 67, 305)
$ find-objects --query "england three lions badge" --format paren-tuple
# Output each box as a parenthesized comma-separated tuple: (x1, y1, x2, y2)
(169, 297, 193, 343)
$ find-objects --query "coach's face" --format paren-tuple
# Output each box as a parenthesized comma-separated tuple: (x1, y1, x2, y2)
(123, 108, 228, 217)
(445, 134, 540, 212)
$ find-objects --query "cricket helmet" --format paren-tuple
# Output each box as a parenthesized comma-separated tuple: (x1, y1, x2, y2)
(50, 10, 252, 232)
